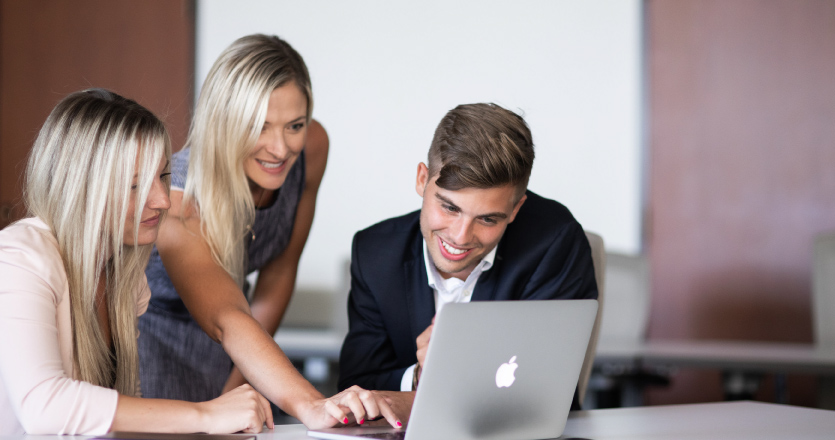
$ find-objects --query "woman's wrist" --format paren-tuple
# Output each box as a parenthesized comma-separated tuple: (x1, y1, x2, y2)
(191, 401, 210, 431)
(282, 387, 326, 423)
(288, 397, 320, 426)
(113, 395, 206, 434)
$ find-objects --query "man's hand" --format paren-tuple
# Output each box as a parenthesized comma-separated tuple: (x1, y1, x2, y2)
(415, 317, 436, 369)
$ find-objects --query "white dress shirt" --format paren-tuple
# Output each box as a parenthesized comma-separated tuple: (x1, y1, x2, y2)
(399, 241, 497, 391)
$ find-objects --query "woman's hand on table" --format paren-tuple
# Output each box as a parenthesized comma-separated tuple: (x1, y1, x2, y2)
(297, 385, 403, 430)
(198, 384, 274, 433)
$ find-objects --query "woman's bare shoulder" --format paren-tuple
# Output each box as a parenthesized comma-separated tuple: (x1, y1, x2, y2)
(158, 189, 203, 248)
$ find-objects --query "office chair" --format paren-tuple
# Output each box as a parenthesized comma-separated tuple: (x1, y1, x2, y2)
(578, 231, 606, 408)
(813, 231, 835, 408)
(588, 252, 670, 408)
(598, 253, 650, 345)
(813, 232, 835, 348)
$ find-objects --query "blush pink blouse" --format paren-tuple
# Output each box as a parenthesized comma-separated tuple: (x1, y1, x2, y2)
(0, 218, 150, 435)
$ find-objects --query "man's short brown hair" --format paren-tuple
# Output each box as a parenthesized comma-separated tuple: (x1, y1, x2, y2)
(427, 103, 534, 198)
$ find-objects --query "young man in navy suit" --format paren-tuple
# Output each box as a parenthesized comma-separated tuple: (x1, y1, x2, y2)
(338, 103, 598, 415)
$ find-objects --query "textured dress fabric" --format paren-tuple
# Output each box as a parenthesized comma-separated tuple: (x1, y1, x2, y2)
(0, 218, 151, 435)
(138, 147, 305, 401)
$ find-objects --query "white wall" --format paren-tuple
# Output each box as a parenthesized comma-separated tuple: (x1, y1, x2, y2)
(197, 0, 643, 292)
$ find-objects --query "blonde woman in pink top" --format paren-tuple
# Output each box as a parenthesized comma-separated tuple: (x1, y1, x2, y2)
(0, 89, 274, 435)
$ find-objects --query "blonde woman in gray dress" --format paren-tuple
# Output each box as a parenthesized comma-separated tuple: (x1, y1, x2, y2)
(138, 35, 402, 428)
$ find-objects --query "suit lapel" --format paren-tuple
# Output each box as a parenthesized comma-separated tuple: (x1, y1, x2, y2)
(472, 251, 502, 301)
(404, 236, 435, 344)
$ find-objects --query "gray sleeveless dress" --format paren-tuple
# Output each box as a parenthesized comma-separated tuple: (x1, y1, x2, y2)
(138, 147, 305, 401)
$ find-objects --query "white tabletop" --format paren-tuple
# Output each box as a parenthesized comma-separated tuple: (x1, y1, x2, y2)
(273, 329, 345, 360)
(11, 401, 835, 440)
(561, 401, 835, 440)
(596, 340, 835, 374)
(271, 333, 835, 375)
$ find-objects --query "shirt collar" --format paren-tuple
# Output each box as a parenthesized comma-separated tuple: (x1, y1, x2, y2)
(423, 240, 498, 290)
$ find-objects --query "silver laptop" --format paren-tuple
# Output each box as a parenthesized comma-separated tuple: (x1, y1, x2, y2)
(308, 299, 598, 440)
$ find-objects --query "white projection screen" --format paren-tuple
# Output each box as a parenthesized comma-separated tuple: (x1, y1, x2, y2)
(197, 0, 643, 292)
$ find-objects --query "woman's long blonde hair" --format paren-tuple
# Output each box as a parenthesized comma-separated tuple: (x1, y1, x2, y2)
(24, 89, 171, 395)
(184, 34, 312, 286)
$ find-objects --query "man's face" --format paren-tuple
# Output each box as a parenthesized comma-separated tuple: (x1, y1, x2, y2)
(416, 162, 526, 281)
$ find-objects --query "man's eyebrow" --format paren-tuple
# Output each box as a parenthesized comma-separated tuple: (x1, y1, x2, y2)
(435, 193, 458, 208)
(434, 193, 508, 219)
(478, 211, 508, 220)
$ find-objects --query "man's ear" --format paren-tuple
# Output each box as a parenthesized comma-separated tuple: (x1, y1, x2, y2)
(507, 193, 527, 224)
(415, 162, 429, 198)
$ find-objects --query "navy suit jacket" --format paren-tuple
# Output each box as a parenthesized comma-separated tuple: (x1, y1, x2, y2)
(338, 191, 598, 392)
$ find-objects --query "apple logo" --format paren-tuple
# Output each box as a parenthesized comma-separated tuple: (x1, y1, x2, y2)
(495, 355, 518, 388)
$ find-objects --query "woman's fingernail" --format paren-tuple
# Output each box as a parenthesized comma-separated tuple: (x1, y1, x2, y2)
(343, 417, 349, 424)
(396, 421, 402, 428)
(359, 418, 365, 425)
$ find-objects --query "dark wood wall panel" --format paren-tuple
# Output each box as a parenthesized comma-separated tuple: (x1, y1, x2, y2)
(647, 0, 835, 405)
(0, 0, 194, 226)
